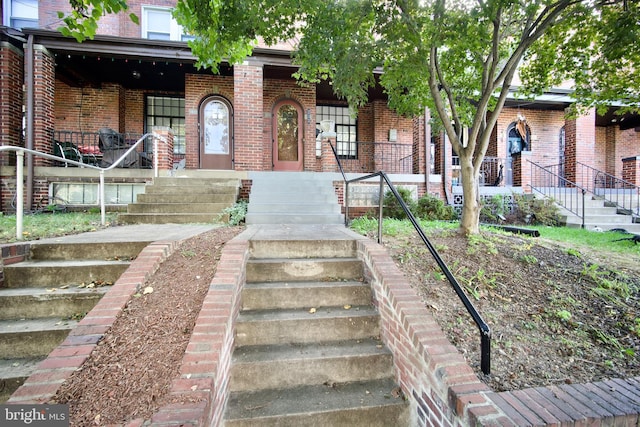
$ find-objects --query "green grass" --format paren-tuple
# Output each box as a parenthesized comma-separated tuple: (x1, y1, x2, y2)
(349, 217, 640, 256)
(0, 211, 118, 243)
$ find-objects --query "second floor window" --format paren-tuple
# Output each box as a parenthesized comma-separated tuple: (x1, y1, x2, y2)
(3, 0, 38, 29)
(142, 7, 192, 41)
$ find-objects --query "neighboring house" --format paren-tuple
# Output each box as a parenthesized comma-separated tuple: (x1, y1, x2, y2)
(0, 0, 639, 215)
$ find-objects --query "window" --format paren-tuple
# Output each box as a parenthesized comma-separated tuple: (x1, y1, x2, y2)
(142, 7, 190, 41)
(316, 105, 357, 158)
(146, 96, 186, 156)
(3, 0, 38, 29)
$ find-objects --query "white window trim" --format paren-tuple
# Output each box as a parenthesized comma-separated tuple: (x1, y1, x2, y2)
(141, 5, 187, 41)
(3, 0, 38, 29)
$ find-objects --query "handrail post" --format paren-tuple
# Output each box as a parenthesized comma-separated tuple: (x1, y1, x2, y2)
(100, 170, 106, 226)
(154, 135, 159, 178)
(378, 175, 384, 244)
(481, 333, 491, 375)
(16, 150, 24, 240)
(344, 181, 350, 227)
(581, 189, 586, 229)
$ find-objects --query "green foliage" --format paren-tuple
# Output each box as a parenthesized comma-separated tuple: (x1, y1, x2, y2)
(382, 187, 416, 220)
(415, 194, 457, 221)
(58, 0, 136, 42)
(0, 212, 117, 243)
(513, 194, 561, 226)
(220, 200, 248, 226)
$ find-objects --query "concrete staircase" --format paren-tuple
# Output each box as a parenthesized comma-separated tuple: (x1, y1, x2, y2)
(0, 241, 146, 402)
(557, 194, 640, 233)
(119, 177, 239, 224)
(224, 236, 409, 425)
(246, 172, 344, 225)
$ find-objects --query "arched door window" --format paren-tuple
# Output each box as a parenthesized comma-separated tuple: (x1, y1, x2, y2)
(272, 100, 303, 171)
(199, 96, 233, 169)
(507, 120, 531, 155)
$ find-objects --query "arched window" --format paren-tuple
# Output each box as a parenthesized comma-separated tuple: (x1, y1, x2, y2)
(507, 120, 530, 154)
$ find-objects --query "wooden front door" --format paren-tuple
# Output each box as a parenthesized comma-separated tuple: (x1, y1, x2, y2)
(273, 100, 303, 171)
(199, 96, 233, 169)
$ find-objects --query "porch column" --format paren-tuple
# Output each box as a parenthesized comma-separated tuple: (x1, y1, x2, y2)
(512, 151, 533, 193)
(0, 40, 24, 165)
(564, 108, 596, 188)
(233, 62, 264, 171)
(622, 156, 640, 186)
(31, 45, 56, 167)
(153, 128, 174, 171)
(321, 135, 339, 172)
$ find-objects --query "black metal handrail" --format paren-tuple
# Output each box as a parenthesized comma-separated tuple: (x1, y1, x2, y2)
(528, 160, 586, 228)
(577, 161, 639, 218)
(328, 141, 492, 375)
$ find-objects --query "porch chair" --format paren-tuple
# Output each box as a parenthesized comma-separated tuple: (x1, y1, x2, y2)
(53, 141, 91, 167)
(98, 128, 138, 168)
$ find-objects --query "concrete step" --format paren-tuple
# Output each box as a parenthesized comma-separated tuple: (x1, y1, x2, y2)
(235, 306, 379, 347)
(0, 286, 108, 320)
(224, 378, 409, 427)
(242, 281, 371, 311)
(3, 259, 130, 289)
(245, 213, 344, 225)
(152, 177, 239, 187)
(117, 213, 226, 224)
(562, 213, 636, 226)
(29, 241, 147, 261)
(249, 239, 356, 259)
(143, 185, 238, 195)
(246, 172, 342, 225)
(0, 358, 42, 403)
(0, 318, 78, 358)
(230, 339, 393, 392)
(246, 258, 363, 283)
(136, 193, 236, 204)
(126, 202, 230, 214)
(247, 202, 341, 214)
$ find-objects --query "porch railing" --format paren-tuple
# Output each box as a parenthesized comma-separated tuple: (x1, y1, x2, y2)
(452, 156, 506, 186)
(335, 141, 414, 174)
(1, 132, 170, 239)
(529, 160, 586, 228)
(53, 130, 154, 169)
(577, 161, 640, 218)
(327, 141, 492, 375)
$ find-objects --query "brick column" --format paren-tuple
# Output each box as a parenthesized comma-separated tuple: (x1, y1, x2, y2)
(0, 41, 24, 166)
(152, 128, 174, 171)
(512, 151, 532, 193)
(622, 156, 640, 185)
(233, 62, 264, 171)
(564, 108, 596, 187)
(321, 135, 339, 172)
(32, 45, 55, 167)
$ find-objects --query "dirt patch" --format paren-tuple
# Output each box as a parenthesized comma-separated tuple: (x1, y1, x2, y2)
(52, 226, 243, 426)
(50, 224, 640, 424)
(380, 228, 640, 391)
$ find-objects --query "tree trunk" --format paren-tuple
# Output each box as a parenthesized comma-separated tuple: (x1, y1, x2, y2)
(458, 153, 481, 235)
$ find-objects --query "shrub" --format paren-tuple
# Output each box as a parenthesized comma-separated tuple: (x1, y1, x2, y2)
(415, 193, 457, 221)
(513, 194, 560, 226)
(382, 187, 416, 219)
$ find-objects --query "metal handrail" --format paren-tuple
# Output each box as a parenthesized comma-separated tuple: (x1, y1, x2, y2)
(577, 161, 639, 217)
(0, 132, 169, 240)
(528, 160, 586, 228)
(328, 141, 492, 375)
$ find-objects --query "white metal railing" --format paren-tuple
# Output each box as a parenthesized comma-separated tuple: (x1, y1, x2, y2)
(0, 132, 169, 240)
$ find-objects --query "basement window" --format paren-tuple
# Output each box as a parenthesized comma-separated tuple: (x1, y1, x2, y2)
(50, 183, 146, 206)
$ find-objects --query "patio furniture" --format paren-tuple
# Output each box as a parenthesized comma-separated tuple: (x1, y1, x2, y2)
(98, 128, 140, 168)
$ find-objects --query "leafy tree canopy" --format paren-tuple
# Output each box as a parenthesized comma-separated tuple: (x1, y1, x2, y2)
(63, 0, 640, 234)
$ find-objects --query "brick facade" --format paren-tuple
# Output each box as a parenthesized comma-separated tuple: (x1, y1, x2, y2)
(0, 41, 24, 166)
